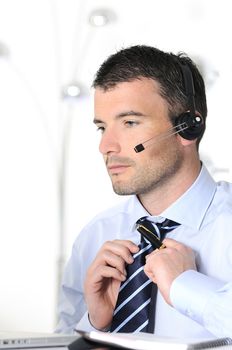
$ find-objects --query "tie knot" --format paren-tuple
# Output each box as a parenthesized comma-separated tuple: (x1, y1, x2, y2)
(136, 216, 180, 245)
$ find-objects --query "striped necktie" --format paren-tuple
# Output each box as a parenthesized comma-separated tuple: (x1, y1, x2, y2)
(110, 217, 180, 333)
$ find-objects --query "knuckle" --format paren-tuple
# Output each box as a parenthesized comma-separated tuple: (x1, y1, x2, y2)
(104, 240, 113, 248)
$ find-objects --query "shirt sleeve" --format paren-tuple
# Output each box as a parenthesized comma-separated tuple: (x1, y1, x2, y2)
(76, 312, 99, 332)
(170, 270, 232, 337)
(55, 242, 87, 334)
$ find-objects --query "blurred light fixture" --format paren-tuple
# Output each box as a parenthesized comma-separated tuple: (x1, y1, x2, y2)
(62, 81, 84, 100)
(89, 8, 116, 27)
(201, 154, 229, 177)
(192, 55, 219, 89)
(0, 41, 10, 59)
(203, 68, 219, 89)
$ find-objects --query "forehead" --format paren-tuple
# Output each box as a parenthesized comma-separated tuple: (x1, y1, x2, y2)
(95, 78, 160, 99)
(94, 78, 169, 119)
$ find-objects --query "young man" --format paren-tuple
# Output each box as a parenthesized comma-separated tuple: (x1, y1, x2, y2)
(56, 46, 232, 338)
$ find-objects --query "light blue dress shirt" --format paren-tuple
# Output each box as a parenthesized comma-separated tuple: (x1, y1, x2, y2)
(56, 165, 232, 338)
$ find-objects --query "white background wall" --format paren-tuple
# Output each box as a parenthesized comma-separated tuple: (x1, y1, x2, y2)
(0, 0, 231, 333)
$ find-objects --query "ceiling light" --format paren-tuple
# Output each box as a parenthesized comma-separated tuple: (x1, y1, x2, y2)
(62, 82, 84, 100)
(89, 9, 116, 27)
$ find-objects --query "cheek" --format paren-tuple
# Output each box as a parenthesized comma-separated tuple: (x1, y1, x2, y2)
(128, 135, 143, 152)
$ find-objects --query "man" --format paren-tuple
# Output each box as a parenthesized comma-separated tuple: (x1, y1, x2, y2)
(56, 45, 232, 338)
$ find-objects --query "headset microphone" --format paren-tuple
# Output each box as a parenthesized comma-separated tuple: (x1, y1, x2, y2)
(134, 61, 205, 153)
(134, 114, 203, 153)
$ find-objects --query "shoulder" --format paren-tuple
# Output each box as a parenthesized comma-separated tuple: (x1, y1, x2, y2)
(217, 180, 232, 194)
(215, 181, 232, 212)
(86, 196, 134, 227)
(206, 181, 232, 227)
(73, 196, 136, 248)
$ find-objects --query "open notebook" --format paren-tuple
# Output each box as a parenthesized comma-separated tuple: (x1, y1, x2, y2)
(76, 330, 232, 350)
(0, 332, 79, 349)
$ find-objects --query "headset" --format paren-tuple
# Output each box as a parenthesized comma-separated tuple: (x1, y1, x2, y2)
(134, 61, 205, 153)
(174, 61, 205, 140)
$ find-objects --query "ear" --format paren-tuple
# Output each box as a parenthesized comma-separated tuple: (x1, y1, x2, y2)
(177, 134, 197, 147)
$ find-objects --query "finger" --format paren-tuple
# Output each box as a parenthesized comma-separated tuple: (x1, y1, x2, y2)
(101, 250, 128, 275)
(96, 265, 127, 282)
(112, 239, 140, 253)
(162, 238, 186, 250)
(145, 248, 161, 261)
(162, 238, 194, 256)
(143, 265, 156, 283)
(100, 240, 139, 265)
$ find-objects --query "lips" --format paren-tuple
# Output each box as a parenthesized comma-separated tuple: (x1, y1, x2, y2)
(107, 164, 130, 174)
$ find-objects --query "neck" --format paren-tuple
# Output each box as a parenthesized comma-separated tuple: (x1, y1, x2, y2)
(138, 158, 201, 216)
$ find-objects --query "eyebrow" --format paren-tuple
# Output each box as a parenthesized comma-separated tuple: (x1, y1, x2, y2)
(93, 110, 146, 124)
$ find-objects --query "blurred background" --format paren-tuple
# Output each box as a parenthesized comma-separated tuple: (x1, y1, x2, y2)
(0, 0, 231, 333)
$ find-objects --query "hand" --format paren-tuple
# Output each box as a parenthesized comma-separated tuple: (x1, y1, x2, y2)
(144, 238, 196, 305)
(84, 239, 139, 330)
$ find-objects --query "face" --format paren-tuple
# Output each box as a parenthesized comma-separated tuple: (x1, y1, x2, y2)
(94, 78, 184, 196)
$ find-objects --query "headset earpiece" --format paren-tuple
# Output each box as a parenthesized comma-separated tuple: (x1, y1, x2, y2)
(175, 112, 205, 140)
(175, 61, 205, 140)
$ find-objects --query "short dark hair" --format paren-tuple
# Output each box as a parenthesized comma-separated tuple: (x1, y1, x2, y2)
(93, 45, 207, 145)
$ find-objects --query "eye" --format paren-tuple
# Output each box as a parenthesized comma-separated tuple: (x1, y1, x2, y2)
(96, 125, 105, 133)
(124, 120, 139, 127)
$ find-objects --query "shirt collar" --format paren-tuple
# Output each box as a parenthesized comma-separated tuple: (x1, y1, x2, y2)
(128, 164, 217, 231)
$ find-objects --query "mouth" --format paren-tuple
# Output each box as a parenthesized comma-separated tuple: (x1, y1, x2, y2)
(107, 164, 131, 174)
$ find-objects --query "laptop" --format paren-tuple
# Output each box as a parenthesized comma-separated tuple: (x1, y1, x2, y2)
(0, 332, 80, 349)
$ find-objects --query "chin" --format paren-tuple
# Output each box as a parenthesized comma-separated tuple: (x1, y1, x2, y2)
(112, 182, 135, 196)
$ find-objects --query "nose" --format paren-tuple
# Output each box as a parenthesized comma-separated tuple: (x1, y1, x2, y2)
(99, 129, 121, 155)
